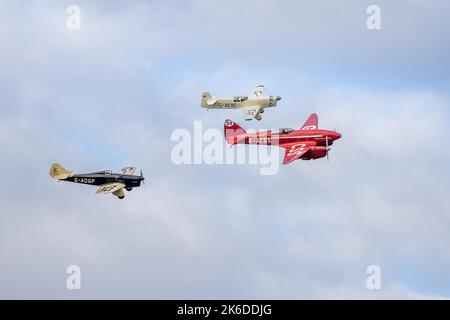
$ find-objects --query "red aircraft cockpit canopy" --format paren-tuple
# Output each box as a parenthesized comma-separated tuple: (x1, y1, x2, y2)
(279, 128, 294, 134)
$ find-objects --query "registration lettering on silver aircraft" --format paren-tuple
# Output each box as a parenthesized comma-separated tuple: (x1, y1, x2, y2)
(217, 102, 236, 108)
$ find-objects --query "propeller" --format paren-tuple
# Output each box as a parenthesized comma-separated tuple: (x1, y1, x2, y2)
(140, 169, 146, 187)
(325, 135, 330, 162)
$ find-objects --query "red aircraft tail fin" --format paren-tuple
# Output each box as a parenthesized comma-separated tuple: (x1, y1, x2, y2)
(224, 119, 246, 144)
(300, 113, 318, 130)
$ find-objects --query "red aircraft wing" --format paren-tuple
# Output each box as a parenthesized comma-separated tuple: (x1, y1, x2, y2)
(280, 141, 316, 165)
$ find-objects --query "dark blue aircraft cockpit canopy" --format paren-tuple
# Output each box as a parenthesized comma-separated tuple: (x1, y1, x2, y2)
(93, 170, 112, 175)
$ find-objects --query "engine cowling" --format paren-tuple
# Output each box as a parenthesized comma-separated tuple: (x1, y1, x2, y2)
(302, 146, 328, 160)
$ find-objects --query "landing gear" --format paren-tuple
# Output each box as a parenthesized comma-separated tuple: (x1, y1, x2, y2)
(255, 114, 262, 121)
(126, 187, 132, 191)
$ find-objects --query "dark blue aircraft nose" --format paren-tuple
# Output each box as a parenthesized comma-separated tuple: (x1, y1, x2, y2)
(276, 96, 282, 101)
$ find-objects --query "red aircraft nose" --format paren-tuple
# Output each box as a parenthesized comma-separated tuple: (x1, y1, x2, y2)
(328, 131, 341, 141)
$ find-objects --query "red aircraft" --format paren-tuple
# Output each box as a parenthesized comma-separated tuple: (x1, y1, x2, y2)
(223, 113, 341, 165)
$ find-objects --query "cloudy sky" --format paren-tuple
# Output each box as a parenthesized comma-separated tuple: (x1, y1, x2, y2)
(1, 0, 450, 299)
